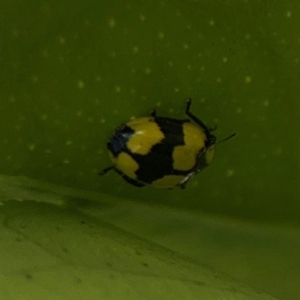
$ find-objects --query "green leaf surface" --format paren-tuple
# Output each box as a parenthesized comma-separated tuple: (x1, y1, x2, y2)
(0, 175, 279, 300)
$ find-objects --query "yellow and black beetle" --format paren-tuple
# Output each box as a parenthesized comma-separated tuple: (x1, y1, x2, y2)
(100, 98, 235, 189)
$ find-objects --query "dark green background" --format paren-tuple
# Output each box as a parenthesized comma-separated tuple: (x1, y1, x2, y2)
(1, 0, 300, 222)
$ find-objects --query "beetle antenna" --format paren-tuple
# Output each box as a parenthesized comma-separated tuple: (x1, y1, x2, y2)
(216, 132, 236, 145)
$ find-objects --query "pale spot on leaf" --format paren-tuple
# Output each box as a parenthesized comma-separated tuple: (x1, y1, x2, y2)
(273, 147, 283, 156)
(108, 18, 116, 28)
(158, 32, 165, 40)
(31, 75, 38, 83)
(40, 114, 48, 121)
(58, 36, 66, 44)
(209, 20, 215, 26)
(226, 169, 235, 177)
(114, 85, 121, 93)
(263, 100, 270, 107)
(132, 45, 139, 53)
(77, 80, 85, 89)
(245, 76, 252, 83)
(28, 144, 36, 151)
(145, 68, 152, 74)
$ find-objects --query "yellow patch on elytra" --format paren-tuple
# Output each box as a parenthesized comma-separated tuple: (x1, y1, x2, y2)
(115, 152, 139, 179)
(126, 117, 164, 155)
(173, 122, 206, 171)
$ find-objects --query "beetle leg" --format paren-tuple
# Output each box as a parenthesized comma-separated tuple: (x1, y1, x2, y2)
(121, 174, 145, 187)
(99, 166, 114, 176)
(150, 109, 157, 117)
(179, 182, 187, 189)
(110, 168, 145, 187)
(185, 98, 210, 136)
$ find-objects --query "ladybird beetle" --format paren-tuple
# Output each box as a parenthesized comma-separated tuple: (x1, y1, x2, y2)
(100, 98, 235, 189)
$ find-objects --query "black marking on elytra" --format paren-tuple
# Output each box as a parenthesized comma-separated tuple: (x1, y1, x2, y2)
(155, 117, 188, 139)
